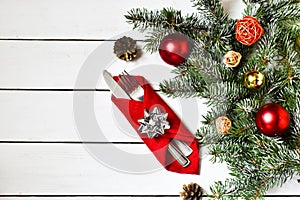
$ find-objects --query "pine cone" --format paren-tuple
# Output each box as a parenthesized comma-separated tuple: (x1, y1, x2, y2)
(180, 182, 203, 200)
(113, 36, 137, 61)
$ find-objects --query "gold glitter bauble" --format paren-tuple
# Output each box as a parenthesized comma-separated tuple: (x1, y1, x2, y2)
(244, 70, 265, 89)
(296, 35, 300, 48)
(215, 116, 232, 134)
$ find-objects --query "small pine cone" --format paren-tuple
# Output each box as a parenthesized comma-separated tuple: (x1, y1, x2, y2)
(113, 36, 137, 61)
(180, 182, 203, 200)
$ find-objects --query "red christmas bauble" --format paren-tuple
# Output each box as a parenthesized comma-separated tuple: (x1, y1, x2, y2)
(255, 103, 290, 137)
(159, 33, 193, 66)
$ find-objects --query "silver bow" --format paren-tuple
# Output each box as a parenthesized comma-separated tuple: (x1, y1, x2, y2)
(138, 107, 170, 138)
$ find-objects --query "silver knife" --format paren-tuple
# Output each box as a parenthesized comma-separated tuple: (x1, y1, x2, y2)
(168, 143, 190, 167)
(119, 71, 192, 167)
(104, 70, 191, 167)
(103, 70, 131, 99)
(171, 139, 193, 157)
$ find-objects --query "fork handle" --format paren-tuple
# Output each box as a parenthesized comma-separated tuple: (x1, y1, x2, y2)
(168, 143, 190, 168)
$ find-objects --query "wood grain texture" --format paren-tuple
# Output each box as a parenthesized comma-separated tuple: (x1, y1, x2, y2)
(0, 91, 207, 142)
(0, 143, 227, 195)
(0, 143, 298, 196)
(0, 0, 196, 40)
(0, 0, 299, 198)
(0, 41, 177, 89)
(0, 197, 299, 200)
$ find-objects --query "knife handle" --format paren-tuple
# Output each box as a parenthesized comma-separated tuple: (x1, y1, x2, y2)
(172, 139, 193, 156)
(168, 143, 190, 168)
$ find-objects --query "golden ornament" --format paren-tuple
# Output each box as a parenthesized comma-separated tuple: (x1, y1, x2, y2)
(180, 182, 203, 200)
(244, 70, 265, 89)
(223, 50, 242, 67)
(296, 34, 300, 48)
(113, 36, 137, 61)
(215, 116, 232, 134)
(297, 136, 300, 153)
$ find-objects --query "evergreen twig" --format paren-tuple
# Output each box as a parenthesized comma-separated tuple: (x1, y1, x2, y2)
(126, 0, 300, 199)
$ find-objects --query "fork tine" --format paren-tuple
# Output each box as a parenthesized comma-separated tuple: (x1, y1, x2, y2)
(123, 70, 141, 87)
(120, 72, 136, 91)
(118, 75, 132, 95)
(118, 70, 144, 102)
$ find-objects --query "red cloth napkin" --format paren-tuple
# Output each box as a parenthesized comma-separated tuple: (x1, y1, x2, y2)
(111, 76, 199, 174)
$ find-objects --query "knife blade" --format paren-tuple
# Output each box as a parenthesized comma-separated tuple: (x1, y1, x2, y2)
(103, 70, 131, 99)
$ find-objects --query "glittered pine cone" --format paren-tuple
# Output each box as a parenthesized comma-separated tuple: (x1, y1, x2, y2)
(113, 36, 137, 61)
(236, 16, 264, 46)
(180, 182, 203, 200)
(223, 50, 242, 67)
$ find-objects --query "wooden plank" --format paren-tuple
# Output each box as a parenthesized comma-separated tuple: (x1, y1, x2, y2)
(0, 143, 298, 195)
(0, 198, 178, 200)
(0, 41, 98, 89)
(0, 41, 176, 89)
(0, 0, 245, 40)
(0, 91, 207, 142)
(0, 143, 226, 195)
(0, 198, 179, 200)
(0, 197, 299, 200)
(0, 0, 196, 40)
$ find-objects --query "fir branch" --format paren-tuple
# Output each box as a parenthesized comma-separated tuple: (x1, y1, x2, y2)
(291, 96, 300, 140)
(187, 51, 237, 84)
(126, 0, 300, 199)
(243, 3, 260, 18)
(191, 0, 229, 24)
(271, 4, 300, 22)
(125, 8, 207, 32)
(207, 132, 300, 199)
(202, 82, 248, 107)
(280, 19, 300, 37)
(235, 98, 261, 117)
(160, 75, 203, 98)
(257, 0, 300, 23)
(143, 28, 169, 53)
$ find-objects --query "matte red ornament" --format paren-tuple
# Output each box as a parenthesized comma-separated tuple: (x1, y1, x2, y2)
(159, 33, 193, 66)
(255, 103, 290, 137)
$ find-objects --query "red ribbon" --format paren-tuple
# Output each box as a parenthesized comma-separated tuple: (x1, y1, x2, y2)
(111, 76, 200, 174)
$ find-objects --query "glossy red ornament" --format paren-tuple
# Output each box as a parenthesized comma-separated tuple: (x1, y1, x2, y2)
(255, 103, 290, 137)
(159, 33, 193, 66)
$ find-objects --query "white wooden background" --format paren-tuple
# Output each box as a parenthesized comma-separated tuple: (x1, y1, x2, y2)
(0, 0, 299, 199)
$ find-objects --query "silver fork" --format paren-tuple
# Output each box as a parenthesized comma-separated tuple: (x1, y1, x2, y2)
(118, 70, 144, 102)
(118, 70, 192, 167)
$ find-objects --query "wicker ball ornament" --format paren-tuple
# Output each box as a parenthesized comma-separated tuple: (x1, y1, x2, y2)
(180, 182, 203, 200)
(223, 50, 242, 67)
(215, 116, 232, 134)
(236, 16, 264, 46)
(113, 36, 137, 61)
